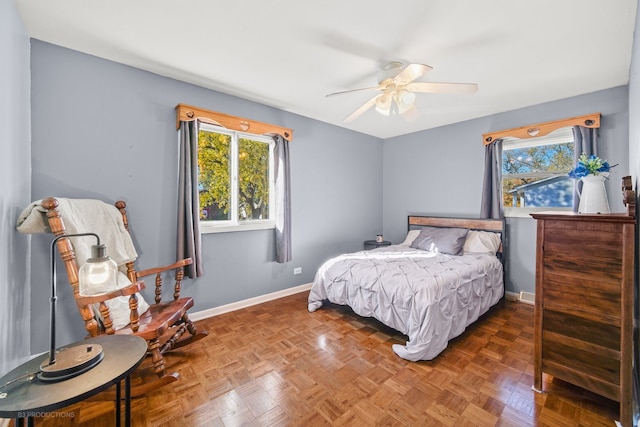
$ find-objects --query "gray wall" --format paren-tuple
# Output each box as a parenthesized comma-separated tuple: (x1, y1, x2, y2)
(28, 40, 383, 353)
(1, 0, 32, 375)
(382, 86, 629, 296)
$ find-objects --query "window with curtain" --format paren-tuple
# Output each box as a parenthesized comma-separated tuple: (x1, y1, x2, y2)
(198, 123, 275, 233)
(502, 126, 575, 213)
(482, 113, 600, 219)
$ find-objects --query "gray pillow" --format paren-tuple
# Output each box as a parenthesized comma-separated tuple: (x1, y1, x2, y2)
(410, 226, 469, 255)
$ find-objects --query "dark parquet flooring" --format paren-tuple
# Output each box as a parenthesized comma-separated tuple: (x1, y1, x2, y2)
(10, 291, 620, 426)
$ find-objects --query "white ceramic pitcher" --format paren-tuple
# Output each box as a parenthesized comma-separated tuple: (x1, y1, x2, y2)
(577, 174, 610, 214)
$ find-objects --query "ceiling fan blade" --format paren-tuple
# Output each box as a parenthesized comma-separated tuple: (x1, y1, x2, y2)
(406, 82, 478, 94)
(344, 95, 380, 122)
(326, 86, 380, 97)
(394, 63, 432, 84)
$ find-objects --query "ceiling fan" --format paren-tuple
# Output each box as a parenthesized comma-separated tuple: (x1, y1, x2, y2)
(326, 62, 478, 122)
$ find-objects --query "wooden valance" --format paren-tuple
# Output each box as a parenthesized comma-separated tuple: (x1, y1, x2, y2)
(482, 112, 600, 145)
(176, 103, 293, 141)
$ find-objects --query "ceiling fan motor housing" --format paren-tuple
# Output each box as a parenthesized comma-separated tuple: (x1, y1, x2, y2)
(378, 62, 405, 83)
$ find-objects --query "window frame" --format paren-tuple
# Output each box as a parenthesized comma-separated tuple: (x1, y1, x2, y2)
(198, 124, 276, 234)
(501, 128, 575, 217)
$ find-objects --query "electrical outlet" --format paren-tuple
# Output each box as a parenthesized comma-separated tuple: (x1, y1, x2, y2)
(293, 267, 302, 275)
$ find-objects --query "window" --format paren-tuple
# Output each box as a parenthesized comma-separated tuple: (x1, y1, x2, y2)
(502, 127, 574, 213)
(198, 123, 274, 232)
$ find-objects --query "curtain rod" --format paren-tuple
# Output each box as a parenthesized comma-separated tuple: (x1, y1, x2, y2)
(176, 104, 293, 141)
(482, 112, 600, 145)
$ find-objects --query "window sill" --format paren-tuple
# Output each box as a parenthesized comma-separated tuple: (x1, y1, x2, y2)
(504, 207, 572, 219)
(200, 221, 275, 234)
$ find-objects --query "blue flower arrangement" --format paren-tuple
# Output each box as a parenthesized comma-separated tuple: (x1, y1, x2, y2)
(568, 153, 613, 178)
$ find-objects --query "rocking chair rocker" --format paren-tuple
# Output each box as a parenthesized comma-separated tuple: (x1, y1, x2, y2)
(17, 197, 208, 397)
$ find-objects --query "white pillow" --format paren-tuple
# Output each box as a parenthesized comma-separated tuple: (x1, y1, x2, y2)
(463, 230, 501, 255)
(400, 229, 421, 246)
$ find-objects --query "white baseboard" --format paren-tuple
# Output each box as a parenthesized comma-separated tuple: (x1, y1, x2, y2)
(191, 285, 533, 323)
(505, 291, 519, 302)
(189, 283, 312, 322)
(505, 291, 535, 305)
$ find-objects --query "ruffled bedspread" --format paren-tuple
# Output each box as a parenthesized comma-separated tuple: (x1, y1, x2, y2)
(308, 246, 504, 361)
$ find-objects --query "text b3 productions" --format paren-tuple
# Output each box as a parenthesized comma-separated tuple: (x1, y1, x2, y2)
(17, 411, 76, 418)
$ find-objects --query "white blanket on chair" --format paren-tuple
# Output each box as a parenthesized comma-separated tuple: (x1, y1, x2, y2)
(17, 198, 148, 330)
(17, 198, 138, 266)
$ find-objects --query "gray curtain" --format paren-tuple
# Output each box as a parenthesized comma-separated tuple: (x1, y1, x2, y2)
(480, 138, 504, 219)
(178, 120, 204, 278)
(273, 134, 292, 263)
(572, 125, 598, 212)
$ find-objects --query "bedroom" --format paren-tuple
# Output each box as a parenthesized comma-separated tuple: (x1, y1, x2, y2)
(2, 0, 640, 425)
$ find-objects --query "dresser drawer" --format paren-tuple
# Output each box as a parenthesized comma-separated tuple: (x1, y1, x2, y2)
(541, 271, 621, 324)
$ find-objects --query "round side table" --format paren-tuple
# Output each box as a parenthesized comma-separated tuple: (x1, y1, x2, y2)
(0, 335, 147, 427)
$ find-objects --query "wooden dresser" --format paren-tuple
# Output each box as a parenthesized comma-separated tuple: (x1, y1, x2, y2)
(530, 177, 636, 426)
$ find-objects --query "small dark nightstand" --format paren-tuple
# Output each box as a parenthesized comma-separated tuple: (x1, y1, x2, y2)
(363, 240, 392, 250)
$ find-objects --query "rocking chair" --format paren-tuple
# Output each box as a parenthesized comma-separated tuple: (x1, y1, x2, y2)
(18, 197, 208, 396)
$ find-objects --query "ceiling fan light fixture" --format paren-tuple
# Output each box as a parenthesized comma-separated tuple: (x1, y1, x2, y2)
(375, 105, 391, 116)
(375, 93, 392, 115)
(397, 90, 416, 106)
(394, 90, 416, 114)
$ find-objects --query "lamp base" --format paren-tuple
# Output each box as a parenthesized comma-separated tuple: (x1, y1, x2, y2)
(38, 344, 104, 382)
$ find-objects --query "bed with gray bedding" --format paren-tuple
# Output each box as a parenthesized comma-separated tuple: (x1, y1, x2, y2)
(308, 216, 505, 361)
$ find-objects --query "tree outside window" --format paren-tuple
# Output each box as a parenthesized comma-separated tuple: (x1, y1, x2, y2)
(198, 125, 274, 230)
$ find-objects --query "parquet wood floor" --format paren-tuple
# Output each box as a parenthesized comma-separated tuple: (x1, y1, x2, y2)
(10, 292, 620, 426)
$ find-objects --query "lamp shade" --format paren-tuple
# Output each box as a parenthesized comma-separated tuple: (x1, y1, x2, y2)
(78, 244, 117, 296)
(375, 93, 392, 115)
(395, 90, 416, 114)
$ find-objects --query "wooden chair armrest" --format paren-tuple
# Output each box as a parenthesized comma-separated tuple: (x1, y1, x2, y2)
(136, 258, 192, 279)
(136, 258, 192, 304)
(76, 281, 145, 306)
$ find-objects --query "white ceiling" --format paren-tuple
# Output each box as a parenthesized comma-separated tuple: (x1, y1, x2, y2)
(17, 0, 638, 139)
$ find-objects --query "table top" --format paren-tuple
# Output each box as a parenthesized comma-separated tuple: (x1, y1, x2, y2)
(0, 335, 147, 416)
(364, 240, 392, 245)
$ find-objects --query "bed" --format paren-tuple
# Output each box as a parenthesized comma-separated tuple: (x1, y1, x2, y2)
(307, 215, 505, 362)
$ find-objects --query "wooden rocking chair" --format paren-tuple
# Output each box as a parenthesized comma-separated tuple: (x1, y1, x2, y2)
(38, 197, 208, 396)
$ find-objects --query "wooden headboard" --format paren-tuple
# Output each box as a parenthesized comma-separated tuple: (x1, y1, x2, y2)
(407, 215, 506, 258)
(408, 216, 504, 232)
